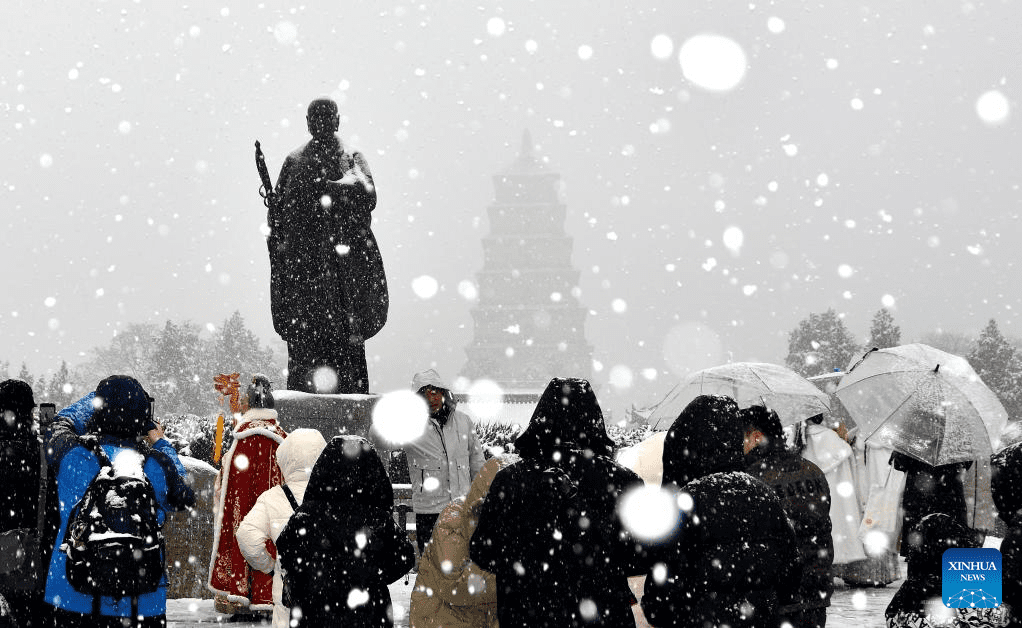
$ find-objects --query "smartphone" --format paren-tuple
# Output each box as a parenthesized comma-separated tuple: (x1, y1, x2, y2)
(39, 402, 57, 426)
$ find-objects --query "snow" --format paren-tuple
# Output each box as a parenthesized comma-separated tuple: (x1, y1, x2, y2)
(165, 571, 904, 627)
(678, 35, 747, 92)
(112, 449, 146, 479)
(371, 390, 428, 445)
(617, 484, 679, 542)
(411, 275, 439, 299)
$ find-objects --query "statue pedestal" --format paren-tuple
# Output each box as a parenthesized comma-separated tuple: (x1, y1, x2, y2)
(273, 390, 378, 438)
(272, 390, 401, 477)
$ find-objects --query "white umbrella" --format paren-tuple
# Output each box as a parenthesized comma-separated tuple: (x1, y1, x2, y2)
(648, 362, 832, 429)
(835, 344, 1008, 466)
(616, 431, 667, 486)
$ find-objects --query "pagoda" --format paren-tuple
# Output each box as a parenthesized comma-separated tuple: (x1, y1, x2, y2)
(460, 132, 594, 392)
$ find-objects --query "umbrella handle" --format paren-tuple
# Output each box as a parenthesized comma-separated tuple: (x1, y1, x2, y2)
(846, 347, 878, 373)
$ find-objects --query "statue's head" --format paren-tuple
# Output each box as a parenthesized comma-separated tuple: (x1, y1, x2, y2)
(307, 98, 339, 140)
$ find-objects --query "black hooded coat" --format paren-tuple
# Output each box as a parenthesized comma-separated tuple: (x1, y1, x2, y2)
(276, 436, 415, 628)
(469, 378, 646, 628)
(642, 395, 801, 628)
(744, 443, 834, 613)
(0, 380, 41, 534)
(884, 513, 986, 626)
(991, 441, 1022, 627)
(890, 451, 972, 557)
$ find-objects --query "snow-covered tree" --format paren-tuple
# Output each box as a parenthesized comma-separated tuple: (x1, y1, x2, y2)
(866, 308, 901, 350)
(46, 360, 76, 409)
(87, 322, 162, 383)
(917, 330, 975, 357)
(33, 373, 48, 402)
(968, 319, 1022, 421)
(17, 363, 34, 390)
(211, 311, 279, 382)
(785, 309, 860, 377)
(150, 320, 207, 416)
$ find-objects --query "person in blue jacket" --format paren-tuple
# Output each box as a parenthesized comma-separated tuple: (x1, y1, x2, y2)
(46, 390, 187, 479)
(43, 375, 193, 628)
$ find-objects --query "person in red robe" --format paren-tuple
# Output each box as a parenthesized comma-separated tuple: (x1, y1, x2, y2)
(208, 375, 287, 615)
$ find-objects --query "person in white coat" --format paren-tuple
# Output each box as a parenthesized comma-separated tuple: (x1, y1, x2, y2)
(799, 414, 868, 568)
(236, 428, 328, 628)
(403, 369, 485, 554)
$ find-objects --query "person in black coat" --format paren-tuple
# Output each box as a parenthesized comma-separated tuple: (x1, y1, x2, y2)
(991, 440, 1022, 628)
(0, 379, 44, 628)
(469, 377, 647, 628)
(883, 513, 995, 628)
(889, 450, 972, 557)
(742, 405, 834, 628)
(642, 395, 801, 628)
(276, 435, 415, 628)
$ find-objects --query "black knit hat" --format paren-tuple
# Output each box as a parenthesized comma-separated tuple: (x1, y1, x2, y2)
(90, 375, 152, 437)
(0, 379, 35, 414)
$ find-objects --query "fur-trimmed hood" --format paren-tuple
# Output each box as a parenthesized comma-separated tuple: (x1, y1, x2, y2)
(234, 407, 282, 440)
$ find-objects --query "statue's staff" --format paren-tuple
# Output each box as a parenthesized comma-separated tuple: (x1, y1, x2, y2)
(254, 141, 276, 210)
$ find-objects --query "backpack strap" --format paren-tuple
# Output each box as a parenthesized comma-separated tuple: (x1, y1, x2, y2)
(80, 436, 114, 469)
(282, 485, 300, 512)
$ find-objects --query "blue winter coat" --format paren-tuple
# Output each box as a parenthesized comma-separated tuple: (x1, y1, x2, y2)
(43, 437, 186, 619)
(47, 392, 187, 479)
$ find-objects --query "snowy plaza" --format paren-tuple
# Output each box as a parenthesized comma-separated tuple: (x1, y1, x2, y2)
(166, 576, 906, 628)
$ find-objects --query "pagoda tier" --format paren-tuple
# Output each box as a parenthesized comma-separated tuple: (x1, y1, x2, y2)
(481, 234, 575, 270)
(468, 305, 588, 343)
(460, 131, 593, 392)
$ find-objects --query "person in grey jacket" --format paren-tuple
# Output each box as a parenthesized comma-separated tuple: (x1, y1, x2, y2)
(402, 369, 485, 554)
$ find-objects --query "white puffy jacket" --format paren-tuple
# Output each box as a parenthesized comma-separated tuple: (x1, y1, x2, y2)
(237, 428, 327, 628)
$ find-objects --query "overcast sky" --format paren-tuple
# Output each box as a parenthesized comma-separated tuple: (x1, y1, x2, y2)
(2, 1, 1019, 412)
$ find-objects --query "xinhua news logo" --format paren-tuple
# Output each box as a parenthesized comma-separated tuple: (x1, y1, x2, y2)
(942, 548, 1002, 608)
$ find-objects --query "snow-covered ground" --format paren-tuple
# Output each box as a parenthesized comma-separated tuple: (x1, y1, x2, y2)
(167, 576, 902, 627)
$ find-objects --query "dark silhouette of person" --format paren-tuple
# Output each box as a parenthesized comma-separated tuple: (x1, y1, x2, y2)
(267, 98, 388, 394)
(742, 406, 833, 628)
(889, 450, 972, 557)
(991, 440, 1022, 627)
(469, 378, 647, 628)
(642, 395, 801, 628)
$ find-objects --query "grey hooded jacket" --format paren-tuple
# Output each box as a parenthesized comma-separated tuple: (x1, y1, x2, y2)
(403, 369, 485, 514)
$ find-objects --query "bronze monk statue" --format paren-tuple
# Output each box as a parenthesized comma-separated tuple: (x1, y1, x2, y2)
(257, 98, 388, 394)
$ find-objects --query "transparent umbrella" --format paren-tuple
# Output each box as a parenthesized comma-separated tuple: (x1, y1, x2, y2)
(834, 344, 1008, 466)
(649, 362, 831, 429)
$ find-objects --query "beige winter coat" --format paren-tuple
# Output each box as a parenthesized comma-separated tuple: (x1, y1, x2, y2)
(409, 455, 517, 628)
(237, 429, 327, 628)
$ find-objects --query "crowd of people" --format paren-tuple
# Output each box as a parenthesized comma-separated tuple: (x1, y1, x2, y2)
(1, 372, 1020, 628)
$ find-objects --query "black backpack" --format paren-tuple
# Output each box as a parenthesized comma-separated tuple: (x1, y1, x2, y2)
(61, 438, 165, 610)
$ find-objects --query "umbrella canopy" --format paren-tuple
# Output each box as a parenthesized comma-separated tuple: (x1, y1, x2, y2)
(648, 362, 831, 429)
(834, 344, 1008, 466)
(616, 430, 667, 486)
